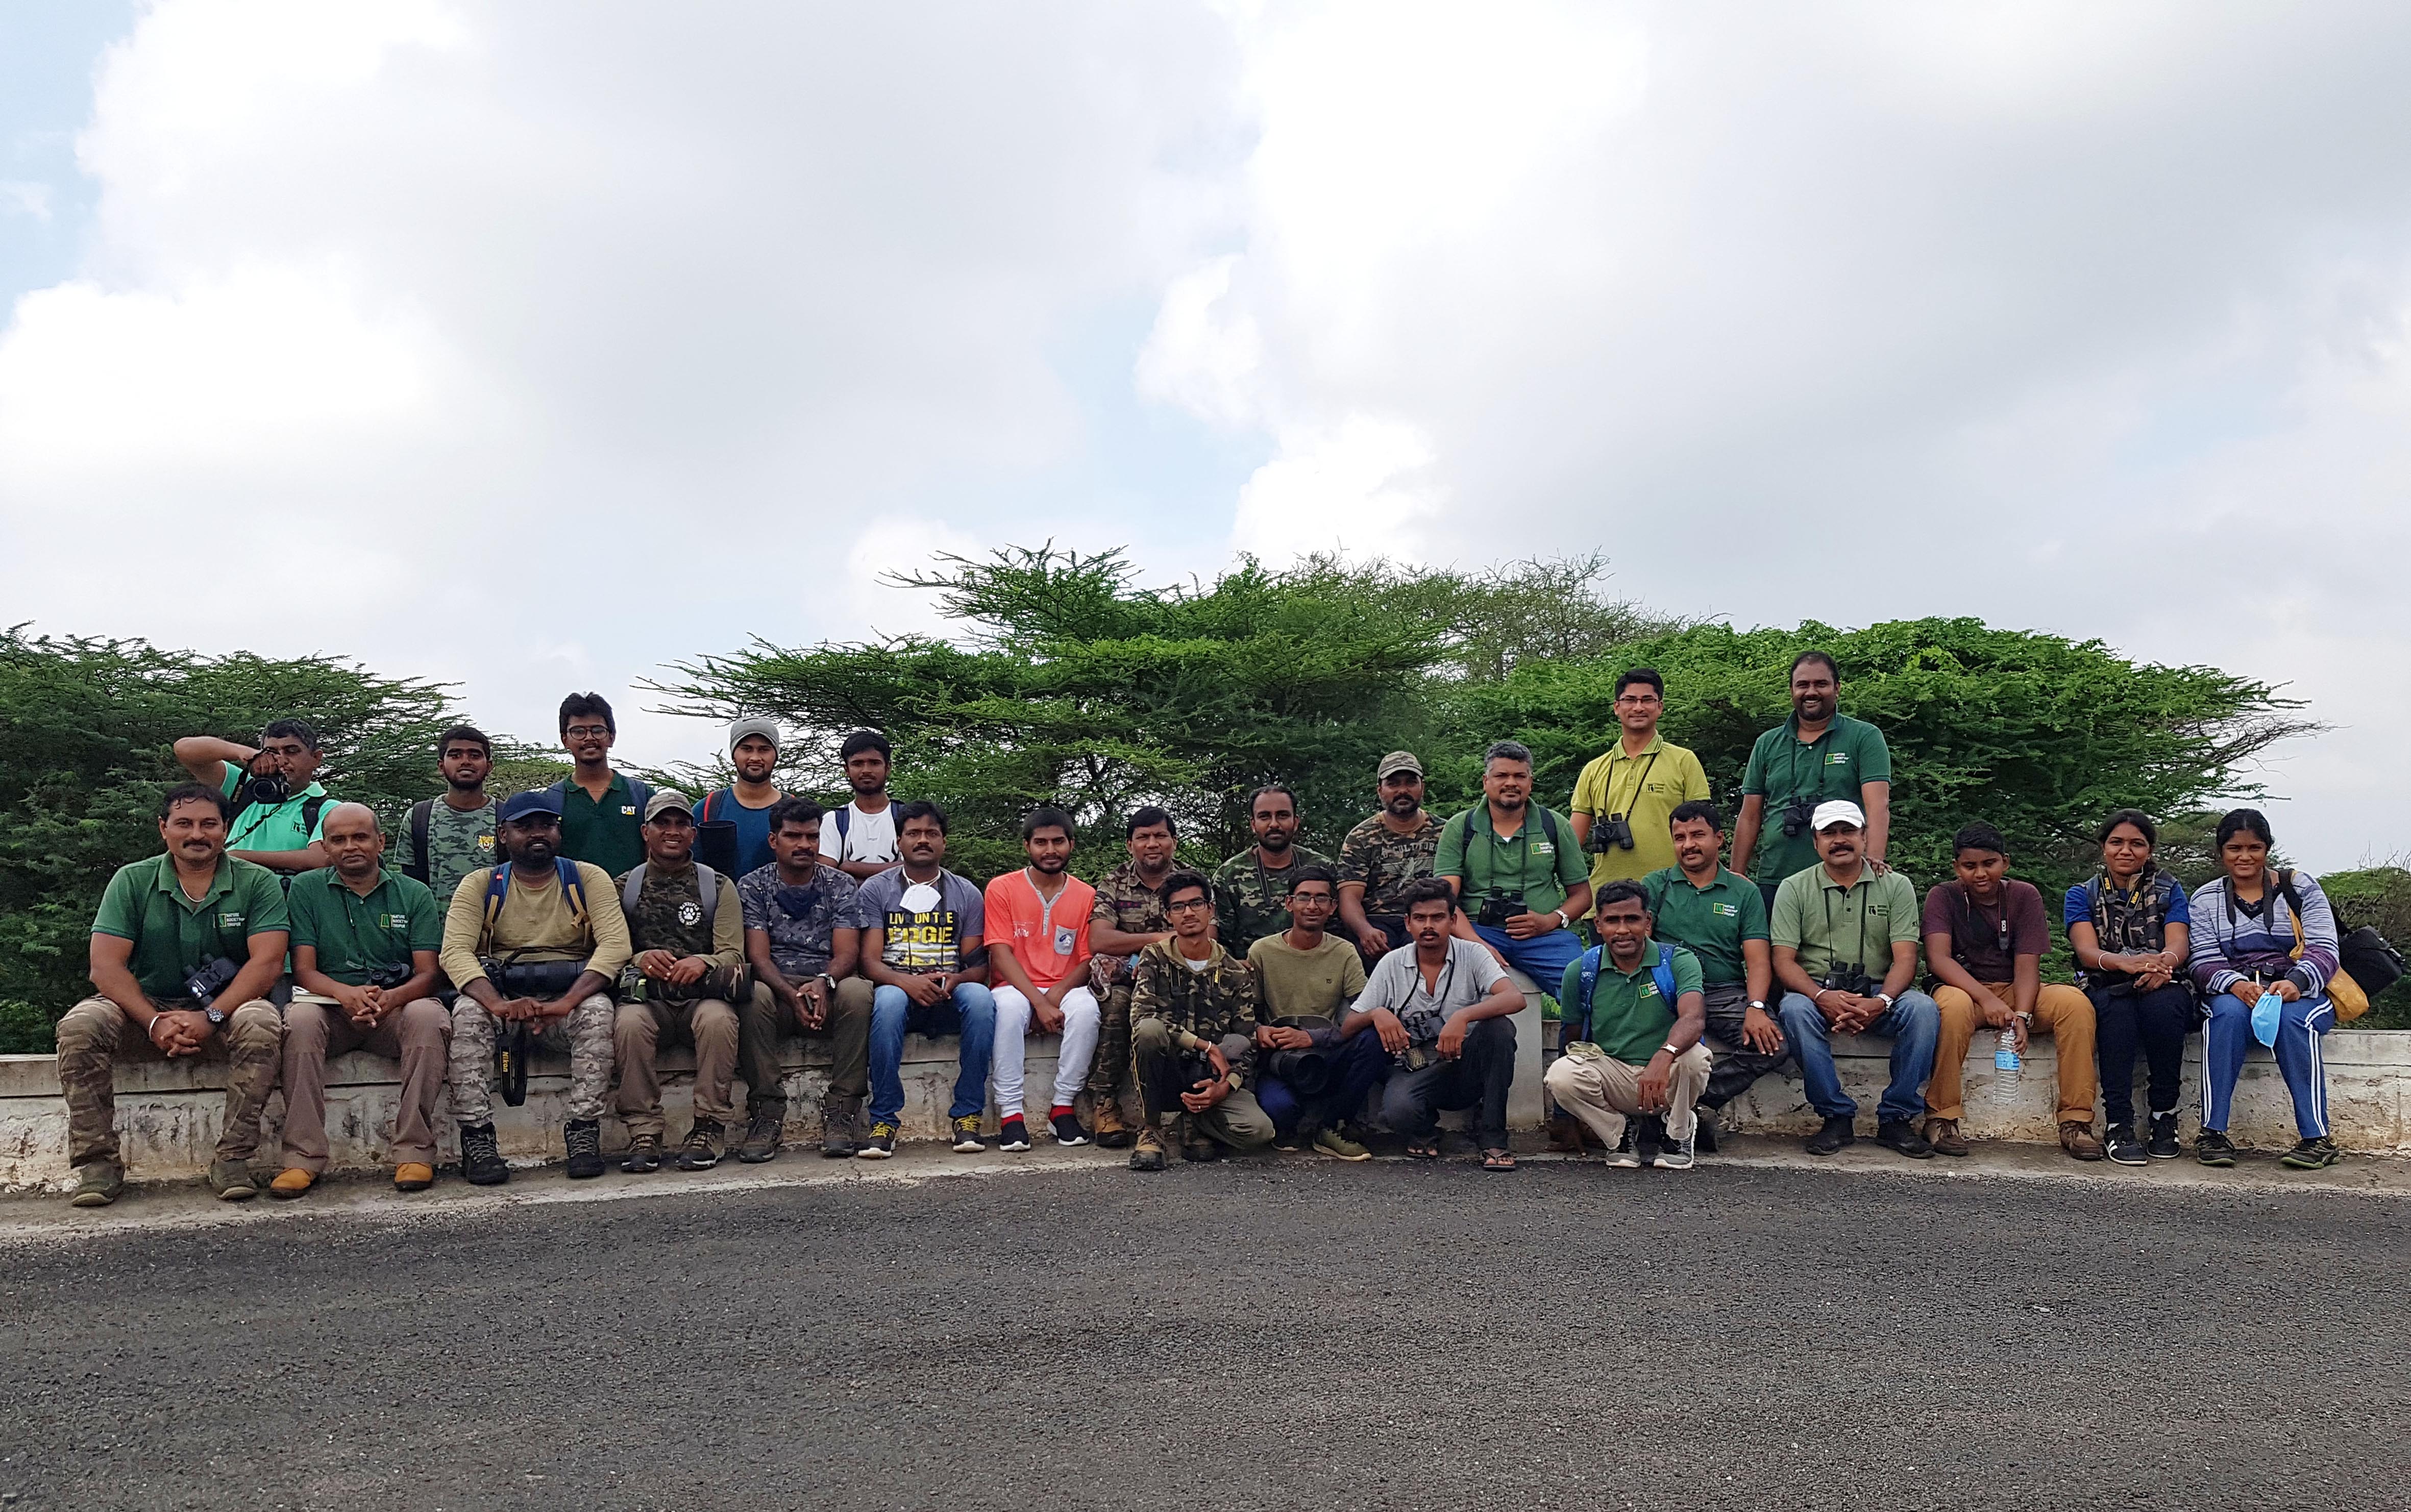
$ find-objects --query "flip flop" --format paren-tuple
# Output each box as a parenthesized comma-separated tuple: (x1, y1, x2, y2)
(1481, 1148, 1517, 1172)
(1406, 1141, 1440, 1160)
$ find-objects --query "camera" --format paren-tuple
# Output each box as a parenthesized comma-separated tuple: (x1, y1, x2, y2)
(1475, 892, 1526, 929)
(1586, 812, 1636, 854)
(1265, 1016, 1336, 1095)
(1819, 963, 1873, 998)
(618, 961, 751, 1005)
(241, 753, 291, 810)
(365, 961, 413, 990)
(182, 956, 241, 1010)
(1779, 795, 1818, 838)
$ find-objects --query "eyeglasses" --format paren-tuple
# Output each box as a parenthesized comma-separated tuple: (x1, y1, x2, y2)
(563, 724, 611, 739)
(1614, 694, 1662, 706)
(1165, 897, 1211, 913)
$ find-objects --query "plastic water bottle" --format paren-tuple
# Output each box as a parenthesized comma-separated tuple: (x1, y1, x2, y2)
(1994, 1024, 2022, 1082)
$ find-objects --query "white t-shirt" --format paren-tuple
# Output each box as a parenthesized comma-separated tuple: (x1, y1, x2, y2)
(1359, 937, 1510, 1047)
(824, 799, 899, 869)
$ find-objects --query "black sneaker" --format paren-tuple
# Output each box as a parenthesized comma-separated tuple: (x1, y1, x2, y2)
(998, 1116, 1032, 1153)
(1634, 1114, 1666, 1170)
(1691, 1107, 1720, 1154)
(740, 1112, 784, 1164)
(858, 1121, 898, 1159)
(2147, 1113, 2182, 1160)
(676, 1118, 724, 1171)
(2280, 1136, 2340, 1170)
(1804, 1116, 1854, 1156)
(564, 1118, 606, 1180)
(1875, 1119, 1933, 1159)
(459, 1121, 509, 1186)
(622, 1132, 664, 1174)
(1050, 1109, 1089, 1146)
(1658, 1132, 1696, 1171)
(951, 1114, 986, 1153)
(2195, 1129, 2236, 1167)
(2104, 1125, 2148, 1167)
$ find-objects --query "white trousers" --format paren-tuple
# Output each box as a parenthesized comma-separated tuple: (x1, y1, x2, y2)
(991, 984, 1102, 1119)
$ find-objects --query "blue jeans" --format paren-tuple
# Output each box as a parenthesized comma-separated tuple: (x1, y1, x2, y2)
(869, 981, 996, 1125)
(2202, 990, 2334, 1138)
(1256, 1030, 1392, 1139)
(1470, 923, 1584, 988)
(1778, 989, 1939, 1125)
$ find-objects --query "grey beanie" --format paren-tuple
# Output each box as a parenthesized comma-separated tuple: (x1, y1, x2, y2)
(728, 716, 782, 754)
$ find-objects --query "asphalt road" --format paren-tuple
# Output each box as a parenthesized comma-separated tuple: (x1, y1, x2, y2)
(1, 1155, 2404, 1511)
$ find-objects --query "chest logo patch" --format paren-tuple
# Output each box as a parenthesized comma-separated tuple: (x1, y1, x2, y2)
(477, 835, 496, 850)
(1054, 925, 1078, 955)
(677, 902, 704, 926)
(621, 805, 638, 816)
(218, 912, 244, 929)
(1711, 903, 1737, 918)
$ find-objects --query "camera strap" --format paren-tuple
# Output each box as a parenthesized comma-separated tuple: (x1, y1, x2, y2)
(1607, 749, 1661, 820)
(1822, 876, 1876, 980)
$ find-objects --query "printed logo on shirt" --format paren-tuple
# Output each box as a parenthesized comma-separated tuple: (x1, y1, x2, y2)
(1533, 842, 1555, 855)
(1640, 980, 1661, 999)
(881, 909, 963, 973)
(384, 913, 410, 930)
(218, 912, 244, 929)
(1054, 924, 1078, 955)
(1826, 752, 1852, 766)
(477, 835, 496, 850)
(621, 805, 638, 816)
(677, 901, 703, 927)
(1711, 902, 1737, 918)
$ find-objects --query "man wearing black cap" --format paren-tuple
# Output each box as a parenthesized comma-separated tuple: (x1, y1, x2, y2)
(438, 788, 631, 1183)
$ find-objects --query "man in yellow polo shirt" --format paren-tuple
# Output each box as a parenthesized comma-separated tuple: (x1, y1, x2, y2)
(1569, 668, 1710, 897)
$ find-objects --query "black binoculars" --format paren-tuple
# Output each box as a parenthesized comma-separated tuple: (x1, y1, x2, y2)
(1475, 892, 1527, 928)
(1586, 812, 1636, 854)
(1779, 795, 1818, 838)
(182, 956, 241, 1010)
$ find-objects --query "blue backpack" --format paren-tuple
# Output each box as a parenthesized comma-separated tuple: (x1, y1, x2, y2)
(480, 857, 590, 949)
(1571, 941, 1678, 1043)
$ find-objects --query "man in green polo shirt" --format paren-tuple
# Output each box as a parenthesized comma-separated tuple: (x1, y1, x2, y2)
(54, 782, 288, 1206)
(1543, 880, 1711, 1170)
(1770, 800, 1937, 1160)
(1731, 651, 1892, 907)
(547, 691, 652, 876)
(270, 802, 449, 1199)
(173, 717, 334, 873)
(1436, 739, 1591, 984)
(1570, 668, 1711, 893)
(1642, 799, 1787, 1150)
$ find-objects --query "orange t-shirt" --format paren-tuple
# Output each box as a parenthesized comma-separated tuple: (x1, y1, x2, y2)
(983, 869, 1096, 993)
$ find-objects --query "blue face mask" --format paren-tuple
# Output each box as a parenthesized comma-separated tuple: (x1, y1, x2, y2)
(774, 883, 820, 919)
(2251, 988, 2283, 1047)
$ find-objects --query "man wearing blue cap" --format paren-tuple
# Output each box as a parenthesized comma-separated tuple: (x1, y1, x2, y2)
(437, 788, 631, 1183)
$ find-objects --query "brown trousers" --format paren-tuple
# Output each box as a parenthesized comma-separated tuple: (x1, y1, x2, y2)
(1930, 981, 2097, 1123)
(736, 978, 873, 1118)
(278, 994, 451, 1171)
(614, 997, 740, 1138)
(54, 995, 282, 1169)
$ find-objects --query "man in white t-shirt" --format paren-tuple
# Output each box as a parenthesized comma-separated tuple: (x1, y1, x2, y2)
(1345, 878, 1525, 1169)
(822, 729, 900, 881)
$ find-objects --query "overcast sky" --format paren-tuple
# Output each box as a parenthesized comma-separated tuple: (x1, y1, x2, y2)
(4, 1, 2408, 870)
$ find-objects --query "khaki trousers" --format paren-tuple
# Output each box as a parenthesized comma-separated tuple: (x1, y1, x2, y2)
(1543, 1042, 1712, 1143)
(279, 993, 452, 1170)
(1929, 981, 2097, 1123)
(54, 995, 283, 1169)
(613, 997, 739, 1138)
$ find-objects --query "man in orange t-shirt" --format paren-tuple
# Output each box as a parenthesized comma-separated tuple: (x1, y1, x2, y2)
(986, 806, 1101, 1152)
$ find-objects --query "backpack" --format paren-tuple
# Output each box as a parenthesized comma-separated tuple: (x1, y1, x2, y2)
(402, 797, 495, 886)
(2274, 869, 2388, 1023)
(619, 863, 721, 927)
(1570, 942, 1679, 1044)
(480, 858, 590, 952)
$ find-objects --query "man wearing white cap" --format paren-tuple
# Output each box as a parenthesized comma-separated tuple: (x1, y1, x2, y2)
(696, 717, 786, 881)
(1769, 800, 1938, 1159)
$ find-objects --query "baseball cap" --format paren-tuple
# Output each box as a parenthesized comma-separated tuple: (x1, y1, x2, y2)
(497, 789, 563, 824)
(1811, 800, 1866, 832)
(644, 789, 696, 822)
(1377, 750, 1424, 779)
(728, 716, 781, 753)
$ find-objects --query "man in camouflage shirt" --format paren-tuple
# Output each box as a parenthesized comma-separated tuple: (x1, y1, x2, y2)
(734, 797, 874, 1161)
(1337, 750, 1443, 964)
(610, 791, 746, 1173)
(1085, 805, 1180, 1148)
(1211, 784, 1332, 953)
(1127, 871, 1274, 1171)
(397, 725, 500, 906)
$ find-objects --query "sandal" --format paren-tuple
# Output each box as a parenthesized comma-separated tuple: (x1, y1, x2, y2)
(1406, 1141, 1440, 1160)
(1481, 1148, 1517, 1172)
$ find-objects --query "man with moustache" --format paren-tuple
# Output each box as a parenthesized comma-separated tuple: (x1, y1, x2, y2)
(696, 717, 788, 881)
(611, 791, 747, 1174)
(1543, 880, 1712, 1171)
(1348, 879, 1526, 1171)
(398, 725, 501, 904)
(1126, 872, 1274, 1171)
(1569, 668, 1711, 893)
(1337, 751, 1443, 963)
(1642, 800, 1787, 1153)
(1731, 652, 1893, 908)
(1212, 784, 1330, 953)
(733, 797, 874, 1162)
(985, 806, 1102, 1152)
(857, 802, 994, 1158)
(821, 729, 902, 881)
(547, 692, 653, 877)
(1085, 806, 1181, 1149)
(172, 719, 334, 874)
(1436, 740, 1592, 985)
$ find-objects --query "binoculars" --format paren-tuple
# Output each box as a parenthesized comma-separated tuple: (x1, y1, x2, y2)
(182, 956, 241, 1010)
(1475, 892, 1527, 929)
(1585, 812, 1636, 854)
(1779, 795, 1818, 838)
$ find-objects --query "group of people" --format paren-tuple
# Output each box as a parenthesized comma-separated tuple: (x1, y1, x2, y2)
(52, 659, 2356, 1207)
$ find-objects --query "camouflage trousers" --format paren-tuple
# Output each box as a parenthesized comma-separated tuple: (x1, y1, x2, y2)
(448, 994, 614, 1125)
(54, 995, 283, 1169)
(1088, 980, 1136, 1101)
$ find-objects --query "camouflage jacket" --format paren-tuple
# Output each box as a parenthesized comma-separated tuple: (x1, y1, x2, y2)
(1088, 861, 1173, 990)
(1337, 812, 1442, 919)
(613, 862, 744, 969)
(1129, 938, 1266, 1084)
(1210, 846, 1333, 954)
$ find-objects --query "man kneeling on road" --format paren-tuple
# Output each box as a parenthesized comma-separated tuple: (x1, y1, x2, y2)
(735, 797, 874, 1161)
(1249, 864, 1387, 1160)
(1347, 879, 1525, 1171)
(613, 790, 747, 1174)
(440, 790, 630, 1184)
(1543, 881, 1712, 1170)
(1127, 872, 1274, 1171)
(56, 783, 286, 1206)
(1772, 802, 1938, 1159)
(273, 803, 449, 1197)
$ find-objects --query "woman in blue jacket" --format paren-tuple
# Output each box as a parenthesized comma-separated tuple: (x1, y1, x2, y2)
(2186, 808, 2342, 1170)
(2064, 810, 2194, 1166)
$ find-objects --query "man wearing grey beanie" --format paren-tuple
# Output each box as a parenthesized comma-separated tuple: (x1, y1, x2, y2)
(698, 717, 787, 882)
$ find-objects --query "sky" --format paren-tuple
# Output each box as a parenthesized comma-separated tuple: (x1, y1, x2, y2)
(3, 1, 2409, 870)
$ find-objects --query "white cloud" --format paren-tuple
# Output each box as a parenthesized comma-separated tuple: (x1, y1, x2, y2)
(1230, 415, 1440, 562)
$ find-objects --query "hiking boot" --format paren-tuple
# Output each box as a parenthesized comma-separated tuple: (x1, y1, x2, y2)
(820, 1094, 861, 1158)
(1313, 1126, 1371, 1161)
(1634, 1114, 1666, 1170)
(1129, 1123, 1167, 1172)
(393, 1162, 435, 1192)
(951, 1114, 986, 1153)
(1092, 1097, 1133, 1149)
(1658, 1132, 1696, 1171)
(2147, 1112, 2182, 1160)
(676, 1119, 724, 1171)
(622, 1133, 665, 1174)
(1923, 1116, 1970, 1157)
(564, 1118, 606, 1180)
(207, 1158, 258, 1202)
(2195, 1129, 2237, 1168)
(1691, 1107, 1720, 1155)
(1875, 1119, 1934, 1159)
(2060, 1121, 2105, 1162)
(269, 1168, 315, 1199)
(998, 1115, 1032, 1153)
(1050, 1108, 1089, 1146)
(2104, 1125, 2148, 1167)
(1804, 1116, 1855, 1156)
(858, 1121, 898, 1159)
(741, 1112, 785, 1164)
(69, 1162, 124, 1208)
(2280, 1135, 2340, 1170)
(1177, 1117, 1221, 1162)
(459, 1121, 509, 1185)
(1606, 1124, 1642, 1169)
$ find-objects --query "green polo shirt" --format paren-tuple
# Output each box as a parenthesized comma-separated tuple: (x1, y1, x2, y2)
(1570, 736, 1712, 889)
(1641, 865, 1767, 988)
(287, 866, 444, 986)
(558, 773, 646, 876)
(1435, 803, 1588, 917)
(1739, 713, 1892, 885)
(217, 766, 329, 854)
(90, 854, 289, 1000)
(1769, 865, 1919, 983)
(1558, 940, 1704, 1065)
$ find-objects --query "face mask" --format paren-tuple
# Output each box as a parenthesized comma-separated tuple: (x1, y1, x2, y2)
(774, 884, 820, 919)
(900, 882, 943, 913)
(2251, 988, 2283, 1048)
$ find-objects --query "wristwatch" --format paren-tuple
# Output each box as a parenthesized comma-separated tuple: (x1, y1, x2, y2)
(818, 973, 838, 993)
(204, 1003, 227, 1025)
(1874, 992, 1895, 1009)
(1553, 909, 1570, 930)
(1657, 1042, 1681, 1058)
(1748, 999, 1766, 1011)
